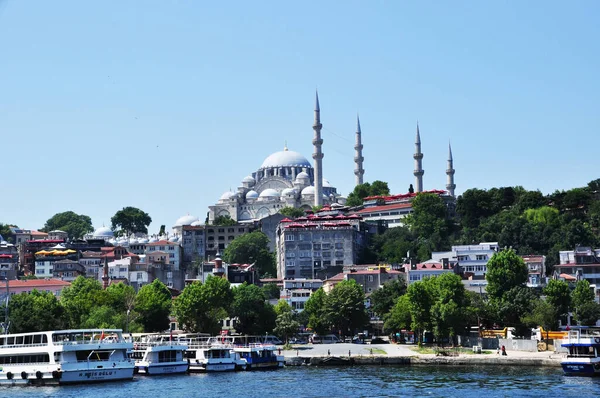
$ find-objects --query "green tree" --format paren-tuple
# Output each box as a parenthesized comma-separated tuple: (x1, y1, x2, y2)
(428, 273, 468, 343)
(370, 279, 407, 318)
(303, 288, 329, 335)
(571, 279, 596, 325)
(407, 281, 433, 344)
(274, 311, 300, 343)
(82, 305, 125, 330)
(543, 279, 571, 320)
(324, 279, 369, 337)
(404, 193, 450, 257)
(345, 181, 390, 207)
(60, 276, 104, 328)
(573, 301, 600, 326)
(456, 188, 495, 228)
(521, 298, 559, 335)
(274, 299, 292, 316)
(8, 290, 66, 333)
(213, 215, 237, 226)
(174, 276, 233, 334)
(485, 248, 528, 301)
(111, 206, 152, 235)
(279, 207, 305, 218)
(222, 231, 276, 276)
(496, 286, 537, 336)
(384, 294, 412, 333)
(135, 279, 172, 332)
(230, 283, 276, 335)
(370, 226, 417, 264)
(40, 211, 93, 239)
(0, 223, 16, 244)
(262, 283, 281, 300)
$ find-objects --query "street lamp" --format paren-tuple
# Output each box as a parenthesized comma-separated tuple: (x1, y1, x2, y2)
(126, 309, 131, 334)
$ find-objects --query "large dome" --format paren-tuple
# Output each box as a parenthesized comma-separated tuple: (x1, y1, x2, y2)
(301, 186, 316, 195)
(259, 188, 280, 198)
(93, 226, 114, 237)
(174, 214, 198, 227)
(260, 149, 311, 169)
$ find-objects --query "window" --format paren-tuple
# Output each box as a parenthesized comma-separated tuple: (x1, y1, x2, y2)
(335, 260, 343, 266)
(228, 228, 234, 233)
(285, 235, 295, 241)
(335, 243, 343, 249)
(169, 246, 175, 250)
(368, 275, 374, 282)
(218, 228, 225, 233)
(476, 255, 487, 261)
(228, 236, 235, 241)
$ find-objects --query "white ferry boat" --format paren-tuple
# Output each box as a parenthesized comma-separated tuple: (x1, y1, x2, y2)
(561, 327, 600, 376)
(178, 335, 238, 372)
(129, 334, 188, 375)
(0, 329, 134, 385)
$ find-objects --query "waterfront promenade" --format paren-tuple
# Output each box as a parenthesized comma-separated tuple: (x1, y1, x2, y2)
(282, 343, 562, 367)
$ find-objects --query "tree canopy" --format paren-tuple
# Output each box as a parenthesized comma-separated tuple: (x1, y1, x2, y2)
(230, 283, 276, 335)
(279, 207, 306, 218)
(213, 215, 237, 226)
(7, 290, 66, 333)
(324, 279, 369, 337)
(0, 223, 16, 244)
(345, 181, 390, 207)
(222, 231, 276, 276)
(40, 211, 93, 239)
(135, 279, 172, 332)
(485, 248, 528, 301)
(370, 279, 407, 318)
(111, 206, 152, 235)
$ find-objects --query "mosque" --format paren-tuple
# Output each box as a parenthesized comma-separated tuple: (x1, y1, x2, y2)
(208, 92, 343, 223)
(208, 92, 456, 224)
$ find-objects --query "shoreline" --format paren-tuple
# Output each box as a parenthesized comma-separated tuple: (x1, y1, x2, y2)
(282, 344, 563, 368)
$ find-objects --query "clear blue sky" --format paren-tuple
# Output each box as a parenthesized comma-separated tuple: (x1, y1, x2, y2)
(1, 0, 598, 233)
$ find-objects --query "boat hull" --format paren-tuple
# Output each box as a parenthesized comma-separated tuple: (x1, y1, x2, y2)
(136, 363, 188, 375)
(189, 362, 236, 372)
(561, 362, 600, 376)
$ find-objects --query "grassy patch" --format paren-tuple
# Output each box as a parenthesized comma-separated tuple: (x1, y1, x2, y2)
(409, 346, 436, 355)
(369, 348, 387, 355)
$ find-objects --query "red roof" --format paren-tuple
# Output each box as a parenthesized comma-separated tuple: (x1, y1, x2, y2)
(559, 273, 577, 281)
(0, 254, 13, 258)
(7, 279, 71, 288)
(355, 202, 413, 214)
(280, 218, 293, 223)
(146, 240, 176, 246)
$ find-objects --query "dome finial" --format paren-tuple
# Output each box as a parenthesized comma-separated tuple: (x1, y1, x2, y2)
(284, 141, 288, 151)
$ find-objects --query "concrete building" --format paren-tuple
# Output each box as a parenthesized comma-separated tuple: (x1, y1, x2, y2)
(34, 245, 79, 278)
(554, 247, 600, 302)
(52, 259, 86, 282)
(280, 278, 323, 312)
(48, 230, 68, 241)
(205, 224, 254, 260)
(404, 260, 455, 285)
(521, 255, 547, 288)
(1, 279, 70, 300)
(0, 242, 18, 280)
(145, 240, 182, 270)
(275, 211, 366, 280)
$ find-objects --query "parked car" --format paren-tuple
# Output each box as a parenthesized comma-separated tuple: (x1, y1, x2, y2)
(289, 337, 307, 344)
(370, 337, 389, 344)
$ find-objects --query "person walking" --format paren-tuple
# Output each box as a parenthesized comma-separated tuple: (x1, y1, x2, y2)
(501, 345, 507, 356)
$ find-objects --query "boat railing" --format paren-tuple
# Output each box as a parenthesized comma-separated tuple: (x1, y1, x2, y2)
(133, 341, 187, 349)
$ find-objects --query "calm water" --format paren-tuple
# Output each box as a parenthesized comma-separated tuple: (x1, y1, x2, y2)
(2, 366, 599, 398)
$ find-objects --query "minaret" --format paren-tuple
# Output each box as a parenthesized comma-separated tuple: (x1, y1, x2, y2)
(102, 257, 109, 289)
(446, 142, 456, 197)
(354, 115, 365, 186)
(312, 91, 324, 206)
(413, 122, 424, 192)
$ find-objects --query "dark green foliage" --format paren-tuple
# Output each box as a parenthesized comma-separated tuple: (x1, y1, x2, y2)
(279, 207, 305, 218)
(261, 283, 281, 300)
(231, 283, 276, 335)
(173, 276, 233, 334)
(40, 211, 93, 239)
(111, 206, 152, 235)
(213, 215, 237, 226)
(222, 231, 276, 276)
(543, 279, 571, 318)
(485, 249, 528, 301)
(0, 223, 16, 244)
(325, 280, 369, 337)
(303, 288, 329, 335)
(60, 276, 104, 328)
(135, 279, 172, 332)
(7, 290, 66, 333)
(370, 279, 407, 318)
(346, 181, 390, 207)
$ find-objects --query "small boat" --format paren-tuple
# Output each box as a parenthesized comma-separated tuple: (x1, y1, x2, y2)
(233, 343, 284, 370)
(561, 327, 600, 376)
(129, 334, 188, 375)
(178, 335, 238, 372)
(0, 329, 134, 385)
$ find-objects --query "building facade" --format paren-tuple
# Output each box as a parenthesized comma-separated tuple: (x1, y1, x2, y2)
(521, 255, 547, 288)
(275, 211, 366, 280)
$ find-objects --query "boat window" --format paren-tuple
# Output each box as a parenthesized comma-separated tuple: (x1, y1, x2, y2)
(75, 350, 112, 361)
(158, 350, 178, 363)
(0, 354, 50, 364)
(568, 346, 596, 357)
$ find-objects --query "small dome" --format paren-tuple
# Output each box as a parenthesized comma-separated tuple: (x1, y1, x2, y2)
(191, 220, 202, 227)
(296, 171, 310, 181)
(301, 186, 316, 195)
(149, 236, 158, 243)
(94, 226, 114, 237)
(220, 191, 235, 200)
(259, 188, 279, 198)
(169, 235, 179, 243)
(242, 175, 255, 186)
(323, 179, 333, 188)
(260, 150, 312, 169)
(129, 237, 138, 244)
(139, 238, 149, 244)
(281, 188, 296, 196)
(246, 190, 259, 199)
(175, 214, 198, 227)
